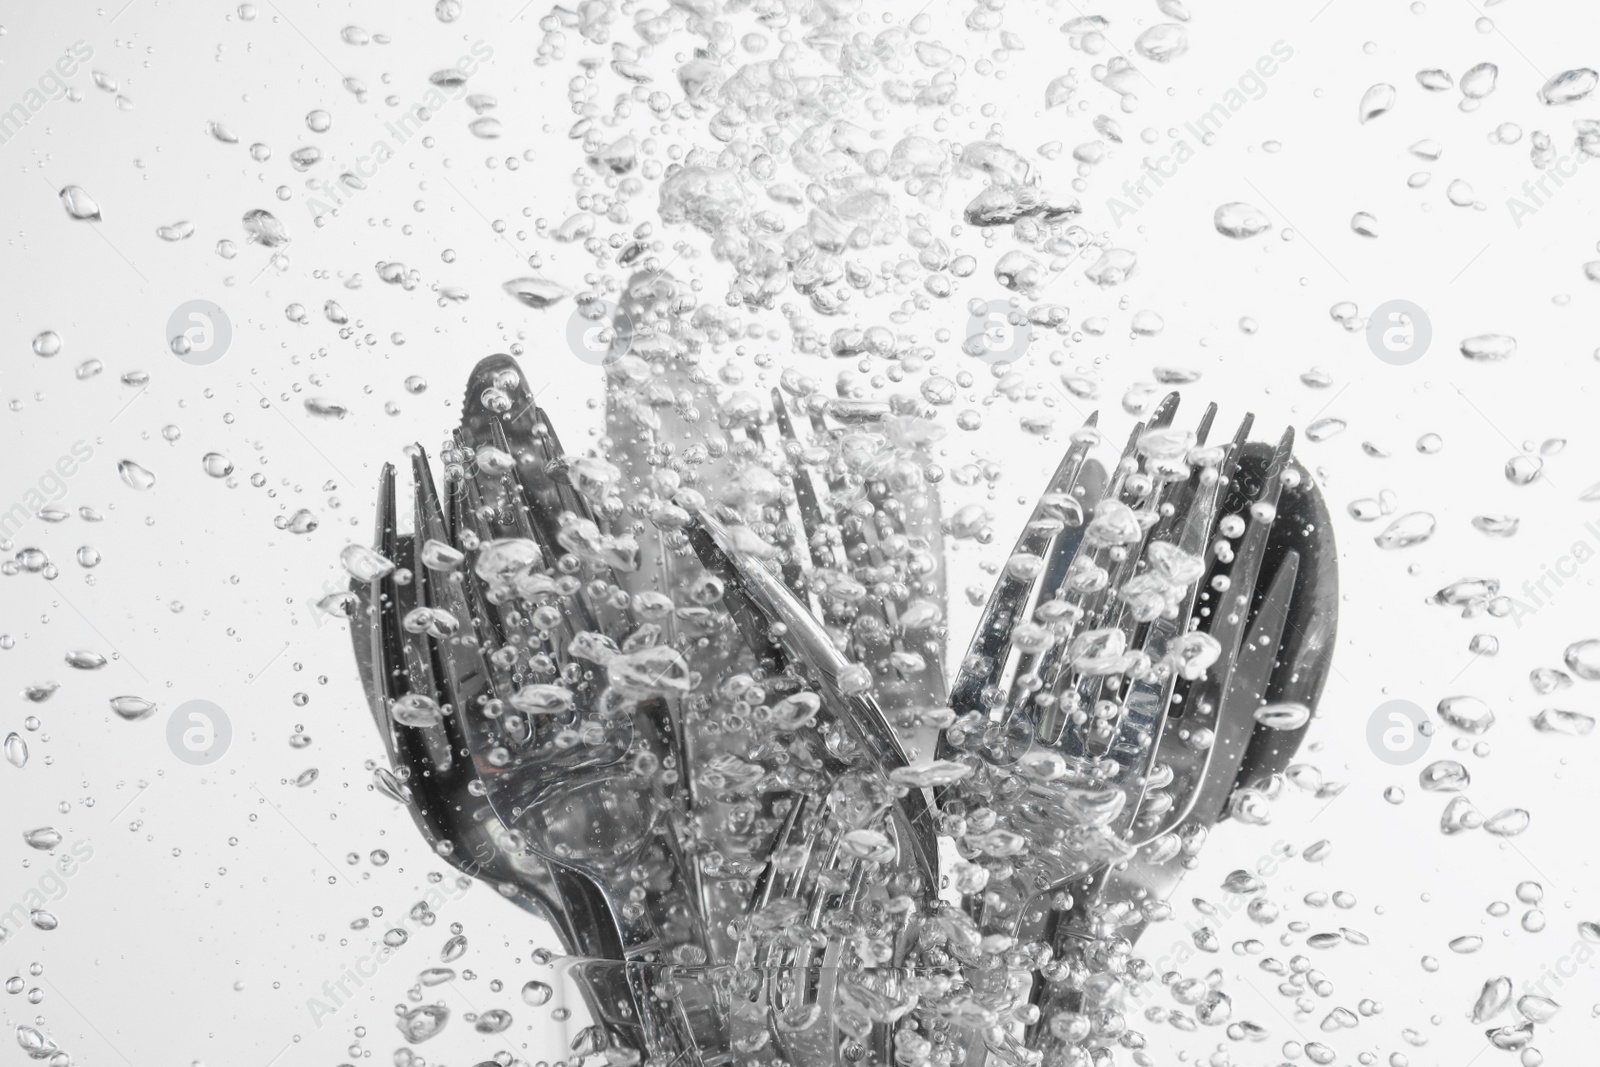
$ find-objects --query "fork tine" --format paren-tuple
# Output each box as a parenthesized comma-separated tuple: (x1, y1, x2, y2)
(1193, 400, 1219, 445)
(1144, 425, 1294, 840)
(1143, 389, 1182, 431)
(481, 414, 621, 671)
(460, 356, 590, 565)
(772, 389, 834, 585)
(351, 459, 449, 773)
(365, 463, 404, 733)
(688, 511, 940, 890)
(491, 418, 567, 558)
(1092, 524, 1324, 952)
(532, 407, 605, 525)
(410, 448, 500, 769)
(356, 465, 454, 788)
(360, 462, 458, 788)
(461, 435, 575, 731)
(1184, 549, 1301, 828)
(1079, 415, 1242, 848)
(861, 475, 948, 755)
(814, 419, 876, 585)
(682, 522, 789, 677)
(1020, 416, 1163, 755)
(778, 386, 950, 758)
(1000, 450, 1111, 753)
(1035, 452, 1107, 603)
(741, 795, 811, 932)
(524, 407, 640, 642)
(1230, 458, 1340, 794)
(691, 509, 939, 1063)
(355, 464, 611, 968)
(948, 412, 1100, 718)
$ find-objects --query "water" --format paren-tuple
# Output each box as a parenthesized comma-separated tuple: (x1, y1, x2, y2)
(1539, 68, 1599, 104)
(1214, 202, 1272, 239)
(4, 3, 1598, 1067)
(1359, 83, 1397, 123)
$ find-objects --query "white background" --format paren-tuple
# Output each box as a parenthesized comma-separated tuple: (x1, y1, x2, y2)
(0, 0, 1597, 1064)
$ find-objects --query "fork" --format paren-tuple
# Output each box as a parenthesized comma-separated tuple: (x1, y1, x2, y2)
(678, 393, 1337, 1065)
(599, 320, 954, 1066)
(347, 349, 1338, 1067)
(349, 361, 736, 1065)
(349, 452, 700, 1060)
(934, 394, 1337, 1055)
(349, 336, 953, 1067)
(597, 270, 950, 1064)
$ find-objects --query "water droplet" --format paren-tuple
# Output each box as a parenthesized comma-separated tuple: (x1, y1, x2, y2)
(1419, 760, 1470, 792)
(242, 208, 290, 247)
(503, 277, 570, 309)
(1058, 251, 1119, 294)
(22, 828, 61, 850)
(1532, 704, 1594, 738)
(1214, 202, 1272, 239)
(1447, 179, 1476, 206)
(1255, 702, 1311, 730)
(1436, 695, 1494, 734)
(475, 1009, 514, 1034)
(59, 185, 101, 221)
(341, 544, 395, 582)
(396, 1004, 449, 1043)
(1306, 417, 1346, 442)
(118, 460, 156, 490)
(110, 695, 156, 721)
(1563, 639, 1600, 679)
(1460, 333, 1516, 361)
(65, 649, 107, 670)
(1539, 68, 1598, 105)
(1374, 512, 1435, 549)
(1505, 455, 1543, 486)
(391, 694, 443, 728)
(1134, 23, 1188, 62)
(1460, 62, 1498, 99)
(1473, 977, 1512, 1022)
(1484, 808, 1530, 836)
(1517, 995, 1559, 1023)
(1359, 83, 1397, 123)
(304, 397, 347, 419)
